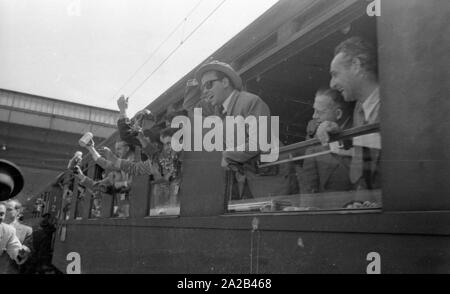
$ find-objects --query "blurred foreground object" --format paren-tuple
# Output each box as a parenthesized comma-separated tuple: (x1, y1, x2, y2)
(0, 159, 25, 201)
(78, 132, 94, 148)
(67, 151, 83, 170)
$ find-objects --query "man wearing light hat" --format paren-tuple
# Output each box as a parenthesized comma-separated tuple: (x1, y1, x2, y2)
(195, 61, 289, 199)
(182, 78, 215, 117)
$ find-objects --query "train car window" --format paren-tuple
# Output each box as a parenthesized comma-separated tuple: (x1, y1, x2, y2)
(111, 167, 133, 219)
(59, 169, 75, 220)
(61, 188, 73, 220)
(108, 142, 136, 219)
(147, 131, 183, 217)
(43, 192, 50, 214)
(147, 164, 182, 216)
(50, 191, 57, 214)
(148, 181, 181, 216)
(88, 165, 104, 219)
(74, 163, 89, 220)
(227, 14, 381, 213)
(89, 190, 102, 219)
(74, 186, 85, 220)
(146, 112, 184, 217)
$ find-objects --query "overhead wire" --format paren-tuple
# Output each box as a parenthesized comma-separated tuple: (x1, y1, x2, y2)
(110, 0, 204, 100)
(127, 0, 227, 98)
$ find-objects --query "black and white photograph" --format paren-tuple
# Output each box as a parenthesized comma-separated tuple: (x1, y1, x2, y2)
(0, 0, 449, 277)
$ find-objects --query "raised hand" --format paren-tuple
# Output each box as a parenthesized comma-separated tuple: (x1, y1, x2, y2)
(117, 95, 129, 112)
(316, 121, 341, 146)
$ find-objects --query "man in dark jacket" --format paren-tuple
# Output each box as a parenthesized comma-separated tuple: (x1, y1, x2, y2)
(195, 60, 290, 199)
(300, 89, 354, 194)
(22, 213, 57, 274)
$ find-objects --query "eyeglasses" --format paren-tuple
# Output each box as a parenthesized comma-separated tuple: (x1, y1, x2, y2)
(202, 78, 221, 91)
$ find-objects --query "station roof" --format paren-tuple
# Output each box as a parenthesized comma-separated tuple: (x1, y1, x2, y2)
(0, 88, 120, 203)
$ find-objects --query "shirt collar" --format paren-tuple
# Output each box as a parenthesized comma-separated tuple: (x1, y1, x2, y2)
(222, 90, 238, 114)
(361, 87, 380, 122)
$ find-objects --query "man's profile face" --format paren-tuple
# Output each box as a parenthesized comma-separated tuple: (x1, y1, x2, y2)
(330, 53, 359, 102)
(201, 71, 226, 106)
(312, 94, 339, 123)
(0, 204, 6, 224)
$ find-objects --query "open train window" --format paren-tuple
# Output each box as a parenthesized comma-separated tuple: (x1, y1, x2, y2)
(227, 14, 381, 213)
(60, 169, 75, 221)
(61, 188, 72, 220)
(147, 133, 183, 217)
(88, 164, 104, 219)
(74, 163, 89, 220)
(148, 179, 181, 216)
(43, 192, 51, 214)
(143, 109, 184, 217)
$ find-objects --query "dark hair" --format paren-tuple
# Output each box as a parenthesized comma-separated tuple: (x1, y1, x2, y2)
(316, 88, 354, 116)
(335, 37, 378, 79)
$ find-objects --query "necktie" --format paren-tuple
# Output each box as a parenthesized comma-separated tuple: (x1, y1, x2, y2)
(350, 102, 365, 185)
(216, 104, 225, 118)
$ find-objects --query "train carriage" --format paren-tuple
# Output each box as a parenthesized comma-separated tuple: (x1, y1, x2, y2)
(39, 0, 450, 273)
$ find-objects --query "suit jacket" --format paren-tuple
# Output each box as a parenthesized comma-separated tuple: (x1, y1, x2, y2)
(223, 90, 290, 198)
(11, 221, 33, 245)
(222, 90, 271, 162)
(0, 223, 23, 274)
(300, 145, 353, 194)
(352, 89, 381, 190)
(300, 118, 354, 194)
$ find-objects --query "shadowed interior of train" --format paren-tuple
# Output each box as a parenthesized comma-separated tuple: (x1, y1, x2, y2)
(227, 14, 380, 213)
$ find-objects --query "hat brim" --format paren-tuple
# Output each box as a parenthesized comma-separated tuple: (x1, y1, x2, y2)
(0, 159, 24, 200)
(195, 63, 243, 90)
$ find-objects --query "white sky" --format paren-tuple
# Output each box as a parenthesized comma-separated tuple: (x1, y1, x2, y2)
(0, 0, 278, 116)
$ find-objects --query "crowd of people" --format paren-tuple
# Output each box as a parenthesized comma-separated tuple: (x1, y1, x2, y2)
(70, 35, 380, 215)
(72, 92, 184, 217)
(1, 35, 381, 274)
(185, 36, 381, 201)
(0, 200, 59, 274)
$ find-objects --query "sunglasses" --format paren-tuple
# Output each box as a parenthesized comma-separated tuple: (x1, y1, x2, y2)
(202, 78, 221, 91)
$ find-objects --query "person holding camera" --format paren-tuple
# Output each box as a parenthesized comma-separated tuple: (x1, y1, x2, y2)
(81, 132, 162, 179)
(116, 95, 160, 157)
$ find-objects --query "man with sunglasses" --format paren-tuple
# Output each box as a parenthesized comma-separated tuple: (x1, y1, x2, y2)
(195, 61, 290, 199)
